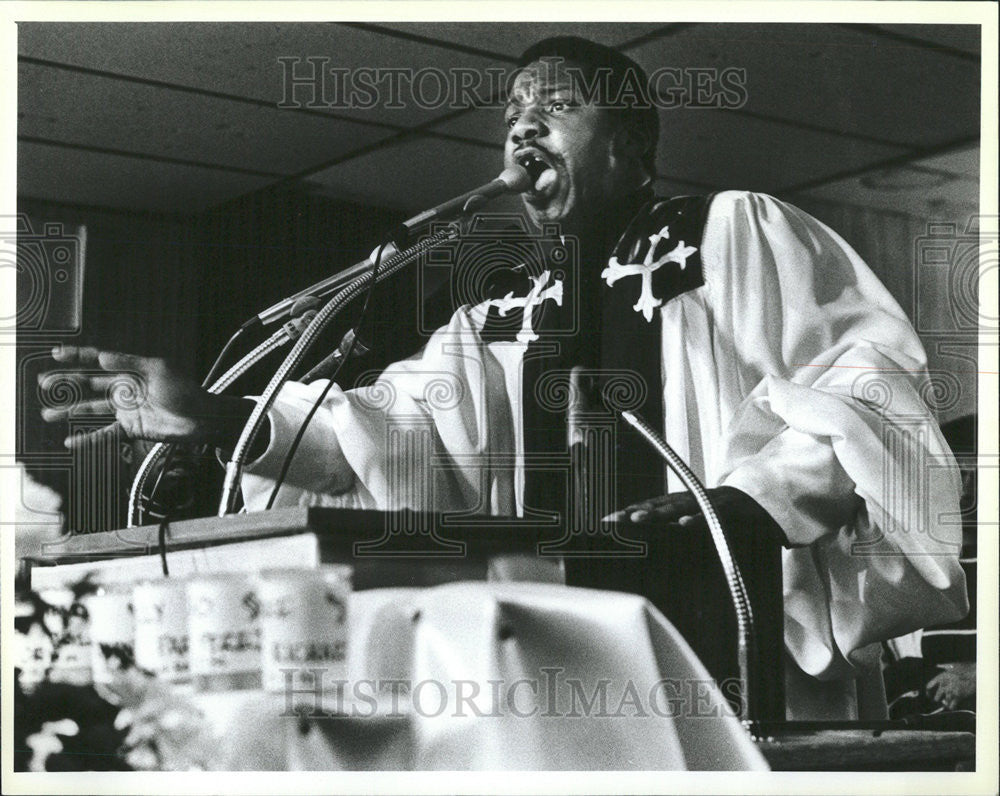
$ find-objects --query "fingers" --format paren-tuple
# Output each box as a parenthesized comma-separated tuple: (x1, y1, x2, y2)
(630, 508, 696, 524)
(41, 349, 151, 426)
(928, 678, 955, 709)
(51, 345, 152, 374)
(98, 350, 150, 373)
(51, 345, 102, 365)
(38, 370, 89, 392)
(603, 502, 702, 526)
(63, 423, 121, 449)
(38, 370, 138, 395)
(622, 494, 699, 525)
(41, 398, 117, 423)
(603, 497, 664, 523)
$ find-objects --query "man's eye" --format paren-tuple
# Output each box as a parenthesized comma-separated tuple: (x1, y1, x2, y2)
(548, 100, 571, 113)
(505, 115, 519, 129)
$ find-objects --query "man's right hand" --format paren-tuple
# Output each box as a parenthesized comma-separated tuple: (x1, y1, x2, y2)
(39, 346, 254, 450)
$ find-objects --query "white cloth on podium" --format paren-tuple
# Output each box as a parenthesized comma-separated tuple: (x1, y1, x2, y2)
(215, 582, 768, 771)
(241, 191, 968, 720)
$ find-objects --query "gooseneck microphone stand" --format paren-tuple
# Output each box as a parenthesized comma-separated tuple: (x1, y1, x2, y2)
(620, 409, 760, 725)
(216, 225, 460, 516)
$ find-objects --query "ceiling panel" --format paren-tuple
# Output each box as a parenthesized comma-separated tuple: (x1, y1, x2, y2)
(17, 22, 502, 128)
(653, 177, 727, 196)
(628, 23, 979, 149)
(303, 137, 517, 214)
(18, 141, 272, 213)
(870, 24, 981, 56)
(658, 109, 909, 193)
(15, 22, 983, 215)
(796, 145, 979, 217)
(796, 175, 978, 217)
(377, 22, 672, 55)
(18, 62, 397, 176)
(918, 145, 979, 179)
(425, 105, 505, 147)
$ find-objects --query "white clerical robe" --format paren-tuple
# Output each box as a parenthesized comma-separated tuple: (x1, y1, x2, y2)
(242, 191, 968, 720)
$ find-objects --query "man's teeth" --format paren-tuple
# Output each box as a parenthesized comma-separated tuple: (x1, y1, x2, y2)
(516, 153, 557, 192)
(518, 153, 548, 182)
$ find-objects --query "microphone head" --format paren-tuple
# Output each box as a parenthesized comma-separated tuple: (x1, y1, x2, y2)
(497, 165, 532, 194)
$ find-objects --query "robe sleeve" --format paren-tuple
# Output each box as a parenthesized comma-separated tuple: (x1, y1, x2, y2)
(240, 305, 517, 516)
(704, 191, 968, 679)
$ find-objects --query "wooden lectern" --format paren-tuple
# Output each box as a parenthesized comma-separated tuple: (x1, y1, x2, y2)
(24, 507, 786, 722)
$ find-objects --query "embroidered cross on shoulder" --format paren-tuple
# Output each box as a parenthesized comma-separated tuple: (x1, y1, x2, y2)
(486, 270, 564, 343)
(601, 225, 698, 322)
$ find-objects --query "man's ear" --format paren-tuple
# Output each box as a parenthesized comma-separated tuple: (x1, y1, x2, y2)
(614, 125, 653, 179)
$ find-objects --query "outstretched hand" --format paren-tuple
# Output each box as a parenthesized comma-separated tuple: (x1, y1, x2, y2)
(39, 346, 252, 449)
(604, 485, 789, 546)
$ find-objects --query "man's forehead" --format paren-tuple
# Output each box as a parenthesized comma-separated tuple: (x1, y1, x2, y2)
(506, 58, 585, 106)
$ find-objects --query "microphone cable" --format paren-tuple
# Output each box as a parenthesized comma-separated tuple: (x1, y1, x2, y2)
(262, 241, 389, 510)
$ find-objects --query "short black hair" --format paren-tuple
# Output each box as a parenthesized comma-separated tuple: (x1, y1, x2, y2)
(516, 36, 659, 175)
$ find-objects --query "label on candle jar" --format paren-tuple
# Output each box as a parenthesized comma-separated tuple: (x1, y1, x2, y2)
(84, 585, 135, 685)
(133, 579, 190, 681)
(186, 573, 262, 691)
(256, 566, 352, 693)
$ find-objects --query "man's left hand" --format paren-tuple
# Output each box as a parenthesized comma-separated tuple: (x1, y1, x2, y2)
(604, 486, 788, 546)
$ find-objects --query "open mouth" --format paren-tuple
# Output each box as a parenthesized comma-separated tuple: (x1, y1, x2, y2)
(515, 149, 556, 191)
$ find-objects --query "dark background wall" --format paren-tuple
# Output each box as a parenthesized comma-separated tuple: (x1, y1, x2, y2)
(16, 188, 403, 530)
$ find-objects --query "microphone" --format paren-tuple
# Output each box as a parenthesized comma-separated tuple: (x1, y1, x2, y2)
(392, 165, 532, 246)
(301, 328, 369, 382)
(251, 242, 399, 328)
(251, 167, 530, 328)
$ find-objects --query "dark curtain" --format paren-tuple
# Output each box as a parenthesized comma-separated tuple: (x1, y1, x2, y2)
(16, 189, 402, 532)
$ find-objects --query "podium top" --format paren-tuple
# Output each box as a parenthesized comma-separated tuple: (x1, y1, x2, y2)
(25, 507, 577, 567)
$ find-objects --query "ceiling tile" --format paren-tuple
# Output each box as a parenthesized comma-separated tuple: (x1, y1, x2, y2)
(655, 109, 907, 193)
(627, 23, 979, 149)
(18, 141, 272, 213)
(431, 105, 907, 193)
(796, 178, 979, 217)
(918, 144, 980, 180)
(869, 24, 981, 56)
(15, 22, 983, 216)
(376, 22, 674, 56)
(302, 137, 514, 214)
(426, 106, 505, 146)
(18, 22, 502, 128)
(18, 62, 397, 176)
(795, 146, 980, 217)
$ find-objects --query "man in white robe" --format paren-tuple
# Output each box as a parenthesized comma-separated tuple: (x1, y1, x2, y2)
(45, 37, 967, 721)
